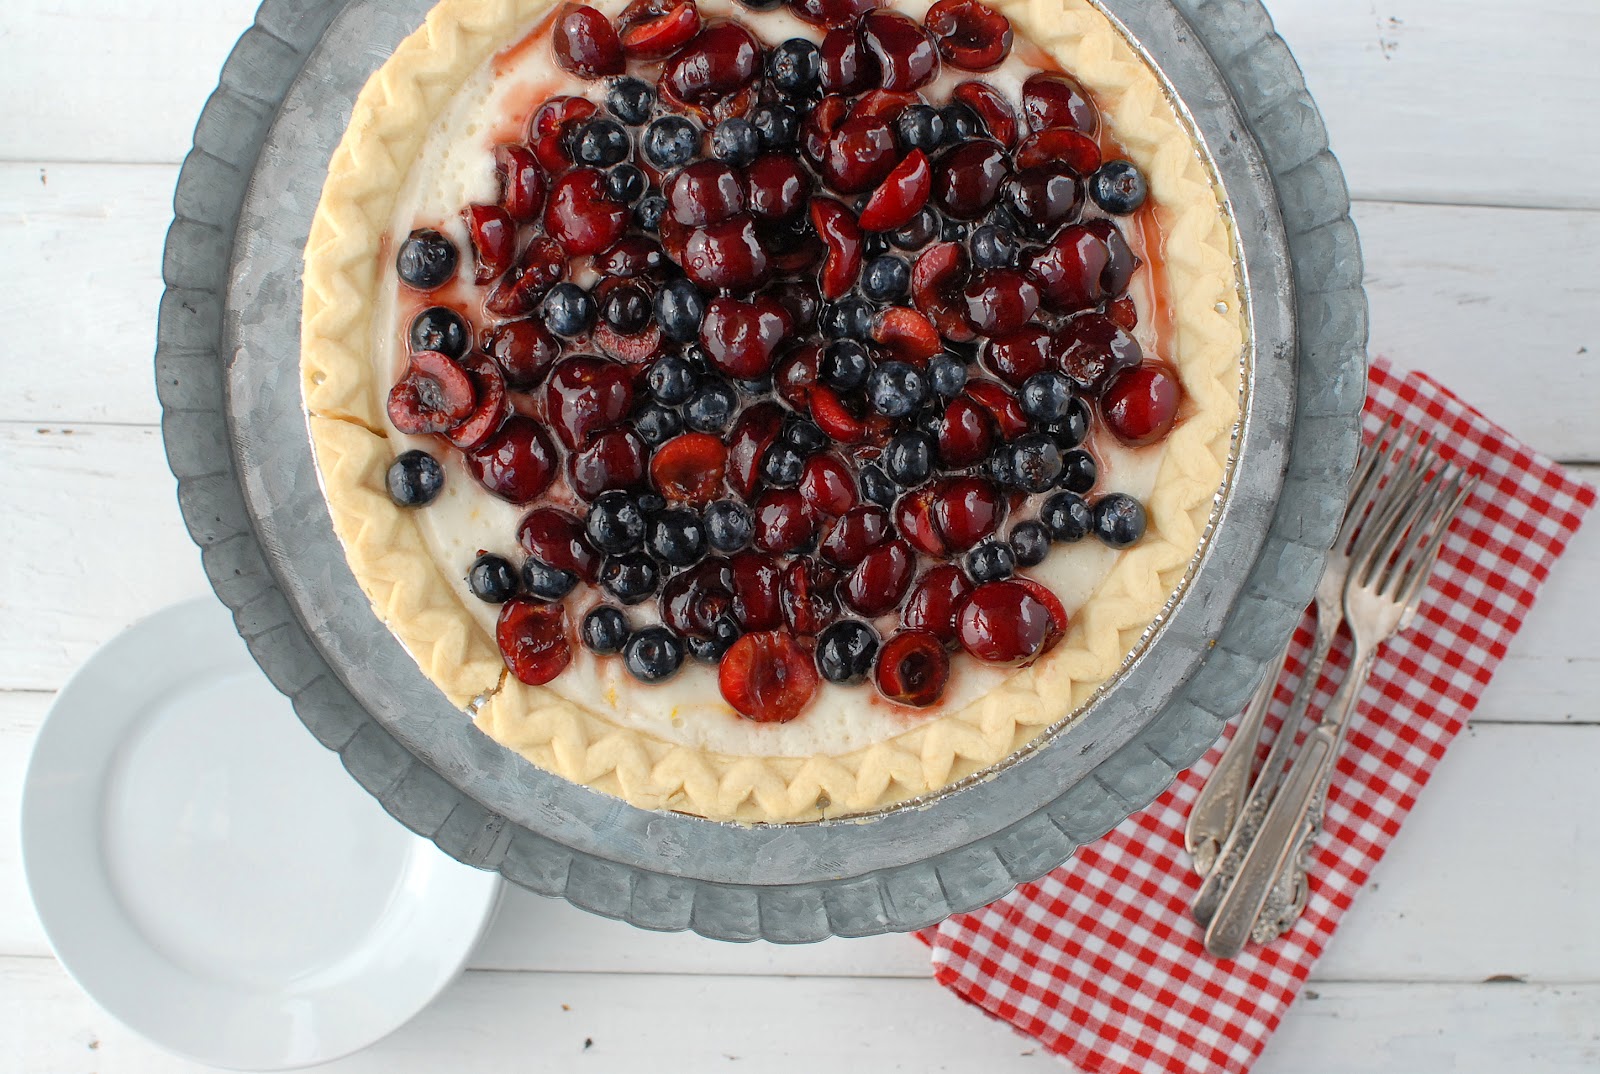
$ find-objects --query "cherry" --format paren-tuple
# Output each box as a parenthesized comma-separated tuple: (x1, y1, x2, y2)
(484, 237, 567, 319)
(518, 507, 602, 584)
(808, 385, 869, 445)
(982, 325, 1055, 387)
(911, 241, 975, 342)
(767, 278, 823, 334)
(485, 319, 561, 390)
(720, 630, 819, 723)
(859, 10, 940, 92)
(464, 204, 517, 284)
(681, 213, 771, 292)
(594, 320, 665, 365)
(858, 150, 932, 232)
(729, 550, 784, 630)
(781, 557, 842, 635)
(853, 88, 927, 124)
(443, 353, 510, 450)
(957, 579, 1061, 665)
(1086, 218, 1140, 295)
(870, 306, 941, 366)
(820, 27, 879, 94)
(569, 426, 648, 500)
(1056, 312, 1142, 393)
(387, 351, 475, 434)
(660, 558, 734, 637)
(820, 504, 891, 567)
(932, 476, 1005, 551)
(544, 356, 634, 449)
(1101, 361, 1183, 446)
(902, 564, 974, 645)
(1012, 576, 1069, 639)
(894, 484, 948, 556)
(699, 295, 787, 378)
(1015, 129, 1101, 175)
(497, 598, 572, 686)
(1021, 72, 1100, 137)
(1028, 223, 1110, 313)
(810, 197, 864, 300)
(802, 94, 852, 164)
(552, 4, 624, 79)
(596, 236, 667, 278)
(1004, 166, 1084, 236)
(842, 538, 915, 616)
(667, 161, 745, 227)
(963, 378, 1030, 439)
(950, 81, 1017, 147)
(799, 453, 859, 516)
(649, 431, 728, 504)
(616, 0, 702, 59)
(774, 342, 822, 409)
(786, 0, 871, 29)
(925, 0, 1013, 71)
(495, 145, 547, 221)
(661, 20, 760, 107)
(752, 488, 818, 553)
(545, 168, 629, 256)
(875, 629, 950, 707)
(934, 395, 996, 467)
(962, 268, 1040, 334)
(744, 153, 811, 220)
(727, 402, 786, 498)
(1107, 294, 1139, 331)
(464, 415, 559, 504)
(528, 96, 598, 172)
(821, 114, 898, 194)
(933, 140, 1011, 220)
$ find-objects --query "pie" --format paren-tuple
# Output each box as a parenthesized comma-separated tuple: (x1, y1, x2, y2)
(301, 0, 1244, 823)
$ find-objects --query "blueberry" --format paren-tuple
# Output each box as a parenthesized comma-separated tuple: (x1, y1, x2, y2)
(941, 102, 982, 144)
(859, 463, 898, 508)
(654, 278, 706, 343)
(819, 297, 874, 341)
(396, 228, 458, 290)
(541, 282, 596, 337)
(929, 355, 969, 399)
(386, 450, 444, 506)
(751, 103, 801, 149)
(586, 490, 646, 554)
(467, 553, 518, 603)
(601, 552, 660, 605)
(649, 507, 707, 567)
(606, 76, 655, 125)
(684, 378, 739, 434)
(1006, 434, 1065, 493)
(1009, 521, 1051, 568)
(1046, 397, 1092, 449)
(711, 117, 760, 166)
(687, 615, 742, 664)
(867, 361, 929, 418)
(1020, 371, 1073, 425)
(636, 491, 667, 518)
(815, 620, 879, 685)
(820, 339, 871, 391)
(601, 283, 650, 333)
(768, 39, 822, 97)
(681, 344, 714, 375)
(861, 255, 910, 302)
(573, 118, 630, 166)
(760, 442, 806, 487)
(605, 163, 647, 205)
(1059, 449, 1097, 494)
(635, 194, 668, 232)
(624, 625, 686, 682)
(1041, 492, 1093, 543)
(986, 447, 1018, 488)
(582, 605, 631, 654)
(866, 233, 895, 260)
(738, 374, 774, 396)
(634, 402, 683, 446)
(896, 104, 945, 153)
(885, 431, 934, 486)
(408, 307, 469, 358)
(784, 419, 828, 456)
(971, 223, 1021, 269)
(644, 115, 699, 169)
(966, 540, 1016, 583)
(1089, 159, 1148, 215)
(890, 208, 939, 250)
(940, 216, 970, 243)
(704, 499, 755, 552)
(521, 558, 578, 602)
(646, 354, 697, 405)
(1093, 493, 1147, 548)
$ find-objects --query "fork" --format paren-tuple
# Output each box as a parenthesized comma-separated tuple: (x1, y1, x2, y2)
(1201, 458, 1474, 958)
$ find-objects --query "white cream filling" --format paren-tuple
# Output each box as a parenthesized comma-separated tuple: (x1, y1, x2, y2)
(377, 0, 1172, 757)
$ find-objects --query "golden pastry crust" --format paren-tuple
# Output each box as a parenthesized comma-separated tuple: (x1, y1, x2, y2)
(302, 0, 1245, 822)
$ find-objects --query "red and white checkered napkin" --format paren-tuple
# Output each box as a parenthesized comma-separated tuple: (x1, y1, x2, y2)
(920, 358, 1596, 1074)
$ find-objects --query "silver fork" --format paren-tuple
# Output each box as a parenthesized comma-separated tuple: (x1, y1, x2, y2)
(1201, 458, 1475, 958)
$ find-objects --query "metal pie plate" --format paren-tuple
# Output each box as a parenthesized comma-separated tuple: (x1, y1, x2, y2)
(158, 0, 1368, 939)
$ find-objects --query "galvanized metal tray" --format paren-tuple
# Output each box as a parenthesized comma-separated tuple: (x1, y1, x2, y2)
(157, 0, 1367, 940)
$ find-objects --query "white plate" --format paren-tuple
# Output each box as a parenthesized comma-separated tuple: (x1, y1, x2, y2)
(21, 598, 503, 1071)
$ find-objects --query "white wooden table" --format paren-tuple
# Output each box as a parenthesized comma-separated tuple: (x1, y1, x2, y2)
(3, 2, 1597, 1070)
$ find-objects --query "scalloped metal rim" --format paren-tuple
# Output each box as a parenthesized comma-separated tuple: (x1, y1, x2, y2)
(157, 0, 1367, 940)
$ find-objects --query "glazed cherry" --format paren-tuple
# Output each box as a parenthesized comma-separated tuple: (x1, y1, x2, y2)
(871, 306, 942, 366)
(983, 326, 1054, 387)
(649, 432, 728, 504)
(662, 20, 761, 107)
(774, 343, 822, 408)
(544, 356, 635, 449)
(963, 378, 1030, 439)
(911, 241, 975, 342)
(821, 114, 898, 194)
(698, 295, 787, 379)
(859, 10, 940, 91)
(528, 96, 599, 172)
(1004, 166, 1084, 236)
(752, 488, 818, 553)
(681, 213, 770, 292)
(616, 0, 702, 59)
(893, 484, 946, 557)
(484, 319, 559, 390)
(1021, 72, 1099, 136)
(780, 557, 841, 635)
(494, 145, 546, 221)
(485, 237, 567, 319)
(963, 268, 1040, 335)
(843, 539, 915, 616)
(901, 564, 974, 645)
(667, 161, 745, 227)
(932, 476, 1005, 551)
(497, 598, 571, 685)
(387, 351, 475, 434)
(875, 629, 950, 707)
(1014, 128, 1101, 176)
(819, 27, 879, 94)
(925, 0, 1013, 71)
(551, 4, 625, 79)
(727, 402, 787, 498)
(1028, 223, 1111, 313)
(465, 416, 558, 505)
(729, 551, 784, 630)
(952, 81, 1017, 147)
(1087, 218, 1140, 295)
(933, 140, 1011, 220)
(810, 197, 864, 300)
(934, 395, 996, 467)
(597, 236, 668, 279)
(444, 353, 509, 451)
(518, 507, 602, 584)
(1101, 361, 1183, 446)
(859, 150, 933, 233)
(720, 630, 820, 723)
(820, 504, 891, 568)
(569, 427, 647, 500)
(661, 558, 734, 636)
(1056, 313, 1143, 393)
(464, 204, 516, 283)
(744, 154, 811, 220)
(786, 0, 870, 27)
(799, 453, 858, 516)
(958, 579, 1063, 666)
(543, 168, 629, 257)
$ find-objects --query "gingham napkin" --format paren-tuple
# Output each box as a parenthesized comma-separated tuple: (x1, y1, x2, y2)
(920, 358, 1596, 1074)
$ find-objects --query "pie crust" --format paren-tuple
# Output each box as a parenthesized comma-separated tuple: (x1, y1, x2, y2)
(301, 0, 1245, 823)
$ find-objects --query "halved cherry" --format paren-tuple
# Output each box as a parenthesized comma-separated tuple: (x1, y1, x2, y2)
(650, 432, 728, 504)
(661, 20, 761, 108)
(859, 10, 940, 92)
(681, 213, 771, 292)
(1015, 128, 1101, 175)
(934, 395, 995, 468)
(780, 557, 842, 636)
(551, 4, 625, 79)
(871, 305, 941, 366)
(932, 476, 1005, 551)
(569, 427, 648, 500)
(963, 268, 1040, 335)
(962, 378, 1029, 438)
(842, 538, 915, 616)
(464, 204, 517, 285)
(852, 89, 926, 123)
(485, 319, 561, 390)
(444, 353, 509, 450)
(1004, 165, 1084, 238)
(982, 326, 1054, 387)
(699, 295, 787, 378)
(518, 507, 602, 584)
(802, 94, 852, 165)
(497, 598, 571, 686)
(1101, 361, 1183, 446)
(527, 96, 598, 173)
(660, 558, 734, 638)
(616, 0, 702, 59)
(1056, 312, 1142, 393)
(727, 402, 787, 498)
(902, 564, 974, 646)
(1107, 295, 1139, 331)
(875, 629, 950, 707)
(799, 453, 858, 517)
(952, 81, 1017, 147)
(810, 197, 864, 300)
(894, 483, 948, 557)
(545, 168, 629, 256)
(808, 385, 868, 445)
(667, 161, 745, 227)
(957, 579, 1059, 666)
(464, 415, 559, 504)
(933, 139, 1011, 220)
(859, 150, 932, 232)
(752, 488, 818, 553)
(1027, 223, 1110, 313)
(744, 154, 811, 220)
(775, 342, 822, 409)
(1021, 72, 1100, 137)
(494, 145, 546, 221)
(544, 355, 635, 449)
(596, 236, 667, 278)
(1086, 218, 1141, 295)
(820, 114, 898, 194)
(911, 241, 975, 342)
(729, 551, 784, 631)
(1011, 576, 1069, 645)
(787, 0, 871, 29)
(387, 351, 475, 434)
(925, 0, 1014, 71)
(594, 321, 665, 365)
(820, 504, 891, 568)
(820, 26, 879, 95)
(720, 630, 820, 723)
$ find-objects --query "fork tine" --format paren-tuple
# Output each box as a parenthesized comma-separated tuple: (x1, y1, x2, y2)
(1374, 469, 1455, 594)
(1394, 472, 1476, 611)
(1353, 435, 1437, 581)
(1339, 418, 1415, 554)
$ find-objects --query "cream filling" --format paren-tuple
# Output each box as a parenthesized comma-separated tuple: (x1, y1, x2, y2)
(377, 0, 1172, 757)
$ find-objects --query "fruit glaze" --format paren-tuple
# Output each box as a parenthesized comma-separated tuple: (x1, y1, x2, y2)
(372, 0, 1190, 754)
